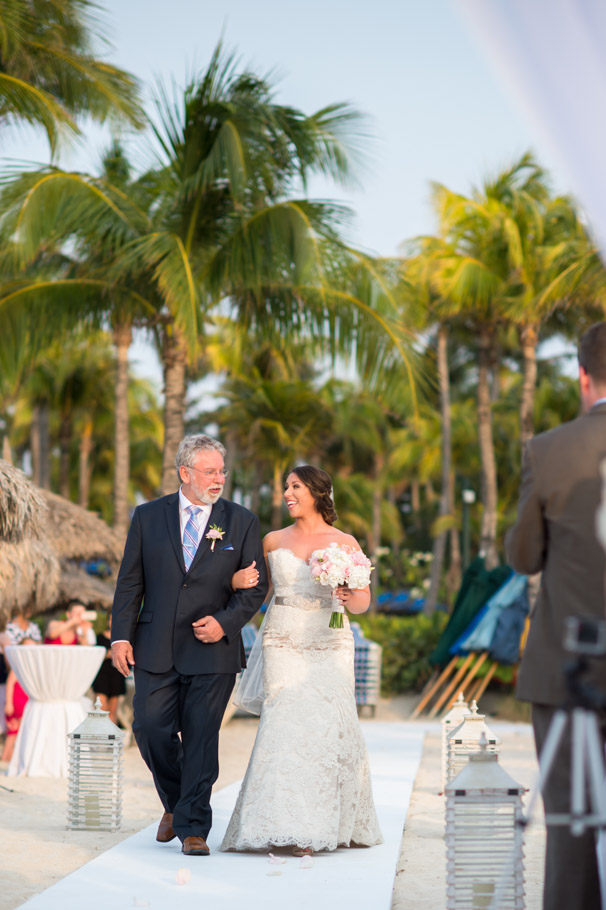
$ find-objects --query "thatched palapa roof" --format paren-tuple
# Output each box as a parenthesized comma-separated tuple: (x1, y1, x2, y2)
(0, 460, 47, 543)
(41, 489, 123, 568)
(0, 538, 61, 617)
(0, 459, 124, 623)
(57, 563, 115, 609)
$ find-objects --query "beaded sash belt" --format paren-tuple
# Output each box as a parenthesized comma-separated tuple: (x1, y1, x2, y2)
(274, 594, 332, 610)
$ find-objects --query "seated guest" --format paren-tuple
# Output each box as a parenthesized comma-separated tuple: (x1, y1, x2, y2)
(6, 607, 42, 645)
(92, 614, 126, 724)
(1, 637, 37, 763)
(45, 603, 95, 645)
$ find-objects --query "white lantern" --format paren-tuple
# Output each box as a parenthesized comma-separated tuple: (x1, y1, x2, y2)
(441, 692, 469, 789)
(446, 700, 501, 785)
(67, 697, 124, 831)
(445, 733, 525, 910)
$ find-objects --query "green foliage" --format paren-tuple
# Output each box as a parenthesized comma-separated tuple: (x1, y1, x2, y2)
(355, 611, 448, 694)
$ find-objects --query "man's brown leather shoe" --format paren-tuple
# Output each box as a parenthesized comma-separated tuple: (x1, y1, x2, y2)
(156, 812, 176, 843)
(182, 836, 210, 856)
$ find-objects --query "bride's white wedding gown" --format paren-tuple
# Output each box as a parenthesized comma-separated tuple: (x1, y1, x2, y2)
(221, 547, 383, 852)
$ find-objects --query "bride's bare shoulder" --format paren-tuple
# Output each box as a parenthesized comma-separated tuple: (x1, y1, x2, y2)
(334, 530, 362, 551)
(263, 529, 289, 554)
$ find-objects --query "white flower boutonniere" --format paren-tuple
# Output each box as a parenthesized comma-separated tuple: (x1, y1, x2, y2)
(205, 524, 225, 552)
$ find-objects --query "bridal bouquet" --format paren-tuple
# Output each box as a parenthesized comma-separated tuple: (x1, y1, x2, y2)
(309, 543, 374, 628)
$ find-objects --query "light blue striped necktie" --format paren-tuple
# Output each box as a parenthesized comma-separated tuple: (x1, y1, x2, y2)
(183, 505, 202, 570)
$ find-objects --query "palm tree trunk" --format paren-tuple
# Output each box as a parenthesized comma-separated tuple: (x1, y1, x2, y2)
(2, 436, 12, 463)
(425, 324, 451, 615)
(477, 327, 499, 569)
(271, 461, 283, 530)
(520, 322, 538, 452)
(411, 479, 420, 514)
(249, 461, 263, 515)
(78, 416, 93, 508)
(31, 403, 51, 489)
(161, 325, 188, 495)
(371, 467, 383, 556)
(113, 321, 132, 536)
(222, 429, 237, 500)
(39, 404, 51, 490)
(387, 485, 404, 586)
(59, 412, 72, 499)
(446, 470, 462, 601)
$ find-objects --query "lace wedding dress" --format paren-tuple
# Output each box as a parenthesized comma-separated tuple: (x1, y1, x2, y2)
(221, 547, 383, 853)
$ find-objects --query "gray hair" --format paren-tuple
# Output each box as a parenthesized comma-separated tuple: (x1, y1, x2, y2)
(175, 434, 226, 479)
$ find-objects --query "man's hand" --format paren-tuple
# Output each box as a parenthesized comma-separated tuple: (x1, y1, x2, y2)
(111, 641, 135, 676)
(192, 616, 225, 644)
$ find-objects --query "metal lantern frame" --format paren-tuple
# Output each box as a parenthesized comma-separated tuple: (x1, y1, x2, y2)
(67, 697, 124, 831)
(445, 734, 525, 910)
(441, 692, 469, 789)
(446, 700, 501, 785)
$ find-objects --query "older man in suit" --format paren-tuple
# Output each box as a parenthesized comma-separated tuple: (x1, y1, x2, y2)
(507, 322, 606, 910)
(111, 434, 267, 856)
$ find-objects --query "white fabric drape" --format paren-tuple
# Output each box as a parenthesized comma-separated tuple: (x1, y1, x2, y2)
(232, 597, 274, 715)
(6, 645, 105, 777)
(457, 0, 606, 257)
(456, 6, 606, 899)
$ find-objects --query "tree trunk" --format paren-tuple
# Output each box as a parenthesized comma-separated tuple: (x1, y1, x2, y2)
(78, 416, 93, 508)
(368, 452, 385, 611)
(58, 412, 72, 499)
(446, 470, 462, 601)
(31, 403, 51, 489)
(477, 326, 499, 569)
(520, 322, 539, 453)
(271, 461, 283, 530)
(387, 485, 403, 586)
(411, 479, 420, 514)
(161, 325, 188, 495)
(222, 429, 237, 500)
(2, 436, 12, 463)
(369, 452, 384, 557)
(31, 406, 41, 486)
(425, 324, 451, 615)
(249, 461, 262, 515)
(113, 321, 132, 537)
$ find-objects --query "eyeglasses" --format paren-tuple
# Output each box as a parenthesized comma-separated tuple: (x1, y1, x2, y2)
(183, 466, 229, 479)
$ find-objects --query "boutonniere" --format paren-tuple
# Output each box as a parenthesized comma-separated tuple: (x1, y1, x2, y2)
(205, 524, 225, 552)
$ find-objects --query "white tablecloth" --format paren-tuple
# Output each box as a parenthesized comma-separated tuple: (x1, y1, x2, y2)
(6, 645, 105, 777)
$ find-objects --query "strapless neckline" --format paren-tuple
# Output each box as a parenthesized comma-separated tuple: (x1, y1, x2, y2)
(268, 547, 310, 565)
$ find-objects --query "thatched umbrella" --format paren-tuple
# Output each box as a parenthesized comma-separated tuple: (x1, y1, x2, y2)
(0, 538, 61, 619)
(57, 563, 116, 609)
(0, 459, 47, 543)
(0, 460, 125, 626)
(0, 461, 60, 624)
(41, 489, 124, 568)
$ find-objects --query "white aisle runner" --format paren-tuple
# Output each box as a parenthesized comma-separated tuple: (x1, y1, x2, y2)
(20, 723, 427, 910)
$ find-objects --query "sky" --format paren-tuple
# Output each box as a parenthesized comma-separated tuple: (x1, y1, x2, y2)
(3, 0, 576, 383)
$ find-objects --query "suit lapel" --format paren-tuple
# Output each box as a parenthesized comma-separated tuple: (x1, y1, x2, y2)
(165, 494, 185, 573)
(189, 498, 227, 573)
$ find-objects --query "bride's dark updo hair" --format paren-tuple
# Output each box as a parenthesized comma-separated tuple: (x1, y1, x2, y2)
(288, 465, 338, 525)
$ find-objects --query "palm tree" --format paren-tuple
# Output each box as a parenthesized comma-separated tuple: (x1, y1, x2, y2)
(0, 43, 417, 506)
(0, 0, 144, 152)
(425, 155, 555, 568)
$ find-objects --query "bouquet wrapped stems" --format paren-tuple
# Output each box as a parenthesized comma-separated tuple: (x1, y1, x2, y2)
(329, 591, 345, 629)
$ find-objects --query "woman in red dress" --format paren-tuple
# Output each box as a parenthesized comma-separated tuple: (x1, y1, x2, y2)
(44, 603, 95, 645)
(2, 637, 36, 763)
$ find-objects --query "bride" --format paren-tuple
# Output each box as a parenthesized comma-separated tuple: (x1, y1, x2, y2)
(221, 465, 383, 856)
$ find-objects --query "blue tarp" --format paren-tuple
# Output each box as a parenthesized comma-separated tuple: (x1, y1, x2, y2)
(450, 572, 528, 655)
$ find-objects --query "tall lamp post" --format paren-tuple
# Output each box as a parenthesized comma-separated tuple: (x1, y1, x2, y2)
(462, 488, 476, 570)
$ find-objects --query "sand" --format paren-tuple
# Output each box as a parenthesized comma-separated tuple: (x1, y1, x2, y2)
(0, 698, 545, 910)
